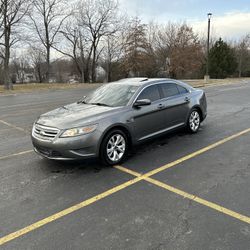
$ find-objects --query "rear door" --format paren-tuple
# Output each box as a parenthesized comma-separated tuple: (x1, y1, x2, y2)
(159, 82, 190, 127)
(132, 84, 167, 141)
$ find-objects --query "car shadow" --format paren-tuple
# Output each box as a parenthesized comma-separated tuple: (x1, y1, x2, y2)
(130, 127, 189, 156)
(39, 126, 205, 175)
(39, 157, 108, 176)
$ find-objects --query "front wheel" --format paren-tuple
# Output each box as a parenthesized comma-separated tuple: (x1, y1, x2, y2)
(187, 109, 201, 133)
(100, 129, 128, 165)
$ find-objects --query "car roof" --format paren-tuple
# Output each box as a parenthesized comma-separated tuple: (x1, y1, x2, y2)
(114, 78, 194, 90)
(116, 78, 170, 85)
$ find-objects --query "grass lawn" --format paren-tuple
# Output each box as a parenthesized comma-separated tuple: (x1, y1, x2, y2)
(0, 78, 249, 95)
(0, 83, 102, 95)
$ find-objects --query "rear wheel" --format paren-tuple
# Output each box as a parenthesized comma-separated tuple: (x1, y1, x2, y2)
(100, 129, 128, 165)
(187, 109, 201, 133)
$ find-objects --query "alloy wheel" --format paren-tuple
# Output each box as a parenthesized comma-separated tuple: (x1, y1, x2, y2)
(106, 134, 126, 162)
(189, 110, 200, 132)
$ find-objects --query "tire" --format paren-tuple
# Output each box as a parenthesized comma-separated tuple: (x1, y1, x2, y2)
(187, 109, 201, 133)
(100, 129, 128, 166)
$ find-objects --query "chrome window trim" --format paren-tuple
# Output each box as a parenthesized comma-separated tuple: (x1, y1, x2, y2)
(129, 80, 191, 106)
(138, 122, 185, 141)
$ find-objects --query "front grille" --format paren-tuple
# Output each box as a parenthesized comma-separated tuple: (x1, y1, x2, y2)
(33, 124, 59, 141)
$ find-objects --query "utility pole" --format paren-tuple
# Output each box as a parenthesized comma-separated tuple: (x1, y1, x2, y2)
(205, 13, 212, 84)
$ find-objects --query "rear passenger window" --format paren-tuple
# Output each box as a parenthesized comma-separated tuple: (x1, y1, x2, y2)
(177, 85, 189, 94)
(138, 85, 160, 102)
(160, 83, 179, 98)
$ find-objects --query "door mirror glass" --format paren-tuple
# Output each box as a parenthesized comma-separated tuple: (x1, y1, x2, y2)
(133, 99, 151, 108)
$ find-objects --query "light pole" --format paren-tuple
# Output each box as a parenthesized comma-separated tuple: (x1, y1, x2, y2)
(205, 13, 212, 84)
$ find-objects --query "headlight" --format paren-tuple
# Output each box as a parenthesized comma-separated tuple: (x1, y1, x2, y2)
(60, 124, 98, 138)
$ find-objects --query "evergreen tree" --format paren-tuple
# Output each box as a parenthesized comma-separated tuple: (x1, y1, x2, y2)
(209, 38, 237, 78)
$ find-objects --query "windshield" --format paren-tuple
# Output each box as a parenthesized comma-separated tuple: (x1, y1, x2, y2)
(84, 83, 139, 107)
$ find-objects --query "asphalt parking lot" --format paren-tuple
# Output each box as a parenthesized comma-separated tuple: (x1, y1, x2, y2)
(1, 81, 250, 250)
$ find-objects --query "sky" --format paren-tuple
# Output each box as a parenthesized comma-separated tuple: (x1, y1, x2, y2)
(120, 0, 250, 40)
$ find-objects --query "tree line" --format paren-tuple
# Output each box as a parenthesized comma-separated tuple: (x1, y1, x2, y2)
(0, 0, 250, 89)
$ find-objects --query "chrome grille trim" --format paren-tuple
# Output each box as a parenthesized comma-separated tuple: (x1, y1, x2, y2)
(32, 124, 60, 141)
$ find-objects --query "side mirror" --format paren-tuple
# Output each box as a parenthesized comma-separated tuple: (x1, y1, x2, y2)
(133, 99, 151, 108)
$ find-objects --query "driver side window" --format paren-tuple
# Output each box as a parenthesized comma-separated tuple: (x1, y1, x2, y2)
(138, 85, 160, 102)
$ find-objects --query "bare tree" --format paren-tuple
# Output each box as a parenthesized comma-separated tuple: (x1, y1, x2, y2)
(29, 0, 69, 82)
(101, 34, 124, 82)
(169, 24, 204, 78)
(151, 23, 204, 78)
(122, 17, 151, 77)
(53, 20, 89, 83)
(77, 0, 119, 82)
(54, 0, 119, 83)
(152, 22, 180, 76)
(29, 46, 46, 82)
(98, 15, 128, 82)
(11, 53, 30, 83)
(0, 0, 31, 89)
(235, 34, 250, 77)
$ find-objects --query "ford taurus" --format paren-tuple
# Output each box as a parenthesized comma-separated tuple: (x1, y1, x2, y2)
(31, 78, 207, 165)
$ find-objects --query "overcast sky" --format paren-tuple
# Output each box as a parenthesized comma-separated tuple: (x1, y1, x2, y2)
(120, 0, 250, 40)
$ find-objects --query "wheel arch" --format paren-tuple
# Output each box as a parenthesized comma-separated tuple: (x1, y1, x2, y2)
(190, 105, 204, 122)
(97, 124, 133, 156)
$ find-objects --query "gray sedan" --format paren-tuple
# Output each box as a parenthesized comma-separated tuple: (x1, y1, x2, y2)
(31, 78, 207, 165)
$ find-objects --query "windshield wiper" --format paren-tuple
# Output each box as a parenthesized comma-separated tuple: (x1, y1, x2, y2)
(77, 96, 88, 104)
(89, 102, 110, 107)
(77, 100, 88, 104)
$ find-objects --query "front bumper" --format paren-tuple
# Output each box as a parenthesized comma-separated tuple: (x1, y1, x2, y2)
(32, 130, 102, 160)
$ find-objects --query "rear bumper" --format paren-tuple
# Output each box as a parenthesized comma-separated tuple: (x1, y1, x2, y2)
(202, 111, 207, 121)
(31, 131, 102, 160)
(201, 93, 207, 121)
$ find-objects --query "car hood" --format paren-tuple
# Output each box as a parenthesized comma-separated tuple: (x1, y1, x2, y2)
(37, 102, 121, 129)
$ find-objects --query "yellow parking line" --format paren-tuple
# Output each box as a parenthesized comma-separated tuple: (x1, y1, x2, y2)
(115, 166, 250, 224)
(0, 177, 143, 246)
(143, 127, 250, 178)
(114, 165, 146, 177)
(0, 127, 250, 246)
(0, 120, 28, 133)
(116, 127, 250, 180)
(115, 165, 142, 177)
(147, 178, 250, 224)
(0, 150, 33, 160)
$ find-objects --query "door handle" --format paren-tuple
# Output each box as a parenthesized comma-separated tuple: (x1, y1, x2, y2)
(157, 103, 165, 109)
(185, 97, 190, 102)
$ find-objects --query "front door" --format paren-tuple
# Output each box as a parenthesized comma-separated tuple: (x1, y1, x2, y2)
(132, 85, 166, 141)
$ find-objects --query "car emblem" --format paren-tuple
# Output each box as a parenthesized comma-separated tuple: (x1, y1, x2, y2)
(40, 130, 46, 136)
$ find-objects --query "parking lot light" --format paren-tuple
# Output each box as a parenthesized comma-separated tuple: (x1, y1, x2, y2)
(205, 13, 212, 84)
